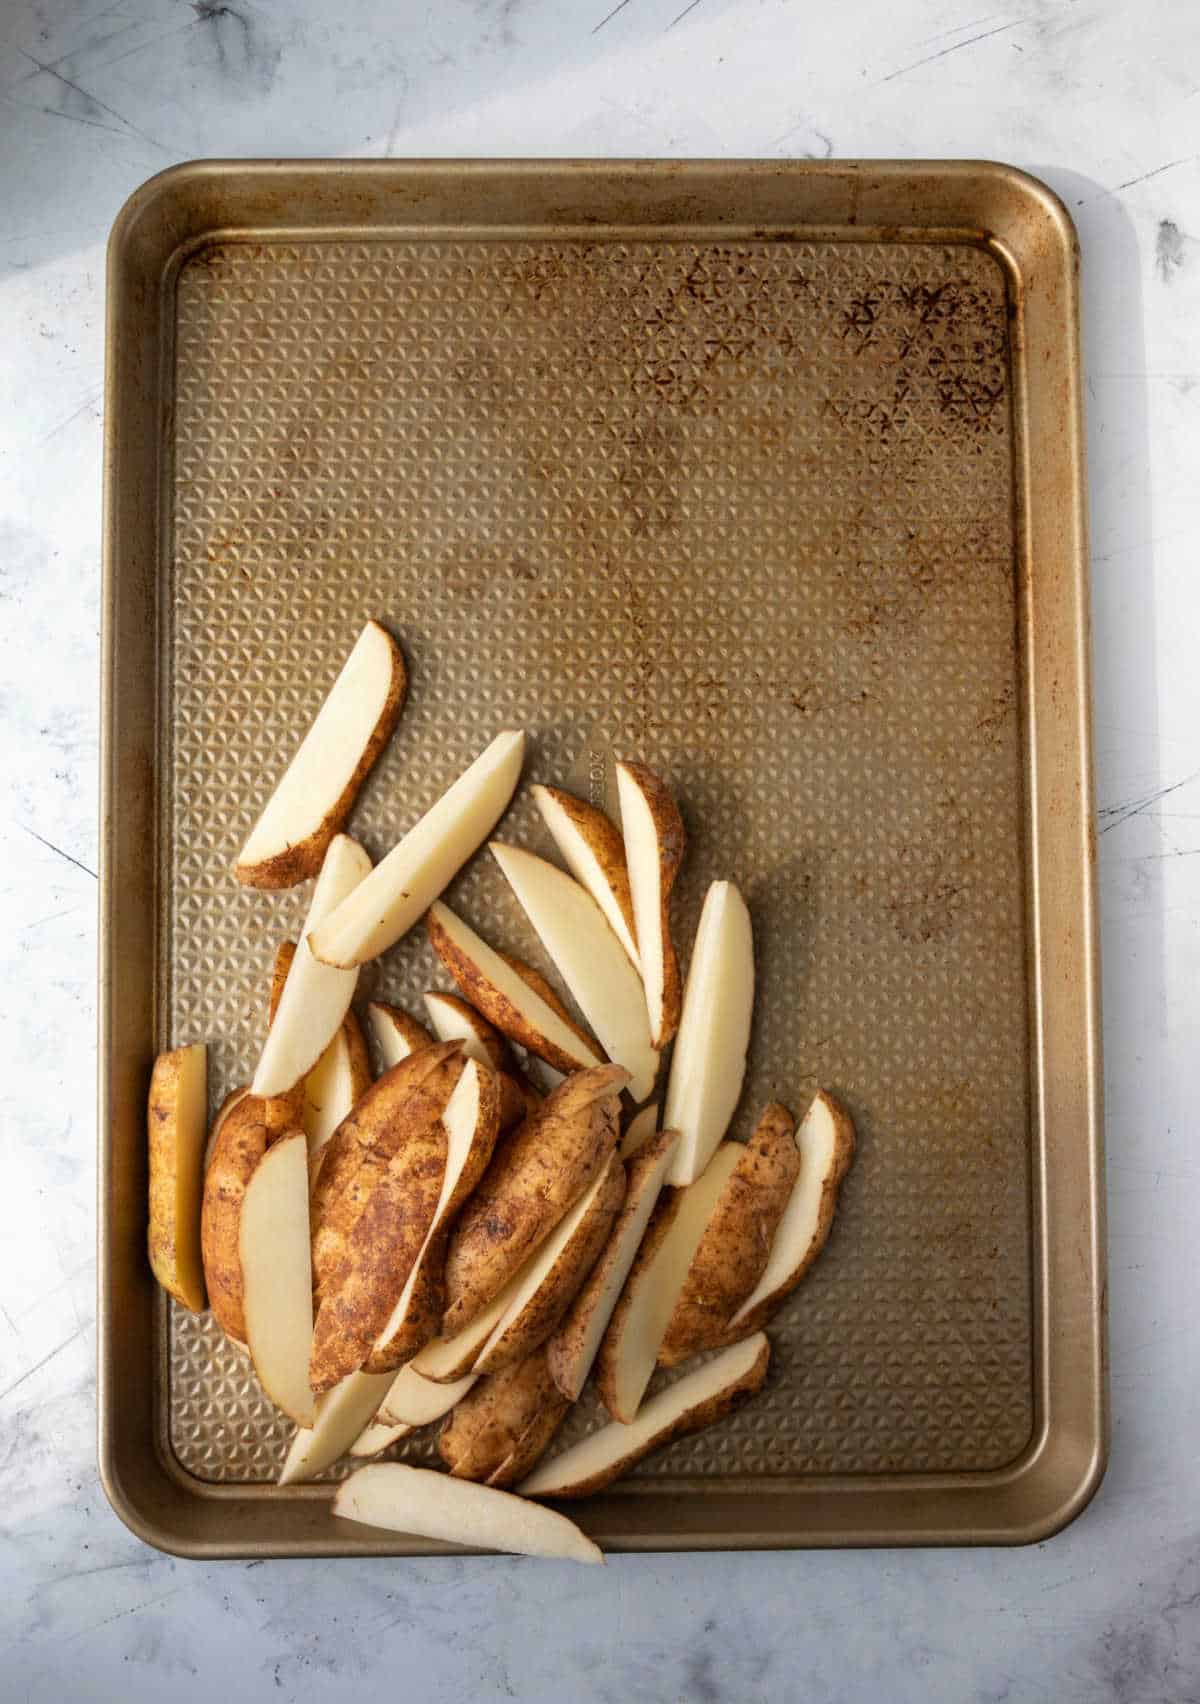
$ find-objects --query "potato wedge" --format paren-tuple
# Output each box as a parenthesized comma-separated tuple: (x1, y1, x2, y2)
(350, 1421, 411, 1458)
(235, 620, 406, 889)
(423, 990, 506, 1068)
(332, 1464, 602, 1563)
(426, 903, 603, 1076)
(303, 1009, 373, 1159)
(367, 1001, 434, 1070)
(378, 1365, 478, 1428)
(239, 1130, 314, 1426)
(147, 1042, 208, 1312)
(269, 941, 296, 1022)
(252, 835, 372, 1098)
(594, 1142, 741, 1422)
(442, 1063, 628, 1337)
(365, 1058, 502, 1372)
(522, 1333, 770, 1499)
(615, 761, 686, 1047)
(620, 1100, 659, 1160)
(439, 1348, 570, 1487)
(279, 1368, 396, 1484)
(663, 880, 754, 1185)
(547, 1131, 679, 1402)
(410, 1264, 532, 1384)
(490, 843, 659, 1102)
(203, 1084, 249, 1175)
(473, 1152, 625, 1376)
(308, 730, 526, 968)
(201, 1094, 270, 1343)
(531, 783, 640, 968)
(658, 1103, 802, 1367)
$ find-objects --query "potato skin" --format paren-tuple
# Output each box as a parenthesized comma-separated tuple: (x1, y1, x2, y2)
(442, 1063, 628, 1337)
(367, 1001, 435, 1066)
(593, 1180, 685, 1421)
(201, 1094, 270, 1343)
(657, 1103, 801, 1367)
(616, 761, 686, 1046)
(438, 1348, 571, 1487)
(340, 1008, 373, 1103)
(234, 621, 406, 890)
(531, 786, 638, 958)
(269, 941, 296, 1024)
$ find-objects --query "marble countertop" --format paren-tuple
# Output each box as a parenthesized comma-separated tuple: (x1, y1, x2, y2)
(2, 1, 1198, 1698)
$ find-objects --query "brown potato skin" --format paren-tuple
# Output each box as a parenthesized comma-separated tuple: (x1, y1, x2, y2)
(707, 1093, 857, 1347)
(593, 1181, 687, 1421)
(367, 1001, 434, 1065)
(341, 1008, 374, 1103)
(269, 941, 296, 1024)
(476, 1154, 626, 1376)
(201, 1094, 270, 1342)
(234, 621, 406, 889)
(494, 950, 586, 1036)
(657, 1103, 802, 1367)
(532, 786, 638, 957)
(426, 909, 599, 1075)
(533, 1336, 771, 1499)
(309, 1043, 463, 1306)
(202, 1084, 248, 1176)
(438, 1348, 571, 1487)
(616, 761, 686, 1046)
(441, 1063, 628, 1337)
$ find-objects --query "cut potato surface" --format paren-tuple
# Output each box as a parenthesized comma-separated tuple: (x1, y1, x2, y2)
(303, 1011, 373, 1159)
(367, 1001, 433, 1070)
(620, 1100, 660, 1160)
(201, 1094, 271, 1343)
(279, 1369, 396, 1484)
(522, 1333, 770, 1499)
(490, 842, 658, 1102)
(308, 730, 526, 968)
(412, 1254, 544, 1384)
(350, 1421, 411, 1458)
(595, 1142, 741, 1423)
(616, 762, 686, 1049)
(423, 990, 506, 1068)
(427, 903, 604, 1077)
(235, 620, 406, 889)
(252, 835, 372, 1098)
(379, 1365, 478, 1428)
(547, 1131, 679, 1403)
(663, 881, 754, 1185)
(531, 783, 640, 968)
(332, 1464, 602, 1563)
(239, 1131, 315, 1426)
(147, 1042, 208, 1312)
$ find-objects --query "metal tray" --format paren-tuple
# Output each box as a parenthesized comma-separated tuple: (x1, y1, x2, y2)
(99, 160, 1105, 1555)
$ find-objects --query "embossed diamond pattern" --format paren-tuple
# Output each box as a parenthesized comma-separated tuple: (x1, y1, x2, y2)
(166, 237, 1030, 1486)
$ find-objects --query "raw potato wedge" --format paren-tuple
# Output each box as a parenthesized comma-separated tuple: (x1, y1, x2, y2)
(522, 1332, 770, 1499)
(663, 881, 754, 1186)
(620, 1100, 660, 1160)
(410, 1264, 532, 1384)
(239, 1131, 315, 1426)
(715, 1089, 857, 1341)
(657, 1103, 802, 1367)
(308, 730, 526, 968)
(309, 1041, 463, 1303)
(365, 1058, 502, 1372)
(351, 1421, 411, 1458)
(547, 1131, 679, 1402)
(201, 1094, 271, 1342)
(615, 761, 686, 1048)
(235, 619, 406, 889)
(203, 1084, 249, 1175)
(427, 903, 603, 1076)
(260, 941, 306, 1138)
(490, 843, 659, 1102)
(531, 783, 640, 968)
(269, 940, 296, 1022)
(279, 1368, 396, 1484)
(378, 1365, 478, 1428)
(147, 1042, 208, 1312)
(332, 1464, 602, 1564)
(423, 990, 506, 1068)
(442, 1063, 628, 1337)
(439, 1348, 571, 1487)
(367, 1001, 434, 1070)
(473, 1152, 626, 1375)
(303, 1010, 373, 1159)
(252, 835, 372, 1097)
(595, 1143, 742, 1422)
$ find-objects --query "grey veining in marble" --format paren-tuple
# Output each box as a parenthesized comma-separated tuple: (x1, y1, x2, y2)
(2, 1, 1199, 1699)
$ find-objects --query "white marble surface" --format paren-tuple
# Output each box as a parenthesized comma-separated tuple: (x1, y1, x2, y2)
(2, 0, 1198, 1698)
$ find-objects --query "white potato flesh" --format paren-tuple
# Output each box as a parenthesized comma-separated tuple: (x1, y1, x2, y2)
(410, 1261, 534, 1382)
(531, 783, 640, 967)
(423, 991, 499, 1067)
(378, 1366, 478, 1428)
(350, 1421, 411, 1457)
(367, 1003, 429, 1070)
(620, 1101, 659, 1159)
(240, 1132, 315, 1427)
(303, 1025, 362, 1158)
(251, 835, 372, 1097)
(278, 1369, 396, 1484)
(308, 731, 525, 968)
(663, 881, 754, 1185)
(615, 762, 673, 1045)
(490, 843, 658, 1102)
(332, 1465, 602, 1563)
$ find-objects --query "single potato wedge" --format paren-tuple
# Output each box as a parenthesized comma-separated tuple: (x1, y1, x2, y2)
(378, 1365, 478, 1428)
(303, 1010, 373, 1160)
(713, 1089, 857, 1342)
(147, 1042, 208, 1312)
(442, 1063, 628, 1337)
(239, 1130, 315, 1426)
(658, 1103, 802, 1367)
(531, 783, 640, 968)
(308, 730, 526, 968)
(620, 1100, 660, 1160)
(410, 1263, 533, 1385)
(473, 1152, 626, 1376)
(367, 1001, 434, 1070)
(350, 1421, 412, 1458)
(201, 1094, 271, 1342)
(269, 940, 296, 1022)
(490, 843, 659, 1102)
(202, 1084, 249, 1175)
(235, 620, 406, 889)
(366, 1058, 502, 1372)
(439, 1348, 571, 1487)
(615, 761, 686, 1048)
(279, 1368, 396, 1484)
(547, 1131, 679, 1402)
(423, 990, 506, 1068)
(594, 1142, 742, 1423)
(426, 903, 604, 1077)
(252, 835, 372, 1098)
(663, 881, 754, 1185)
(332, 1464, 602, 1564)
(522, 1332, 770, 1499)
